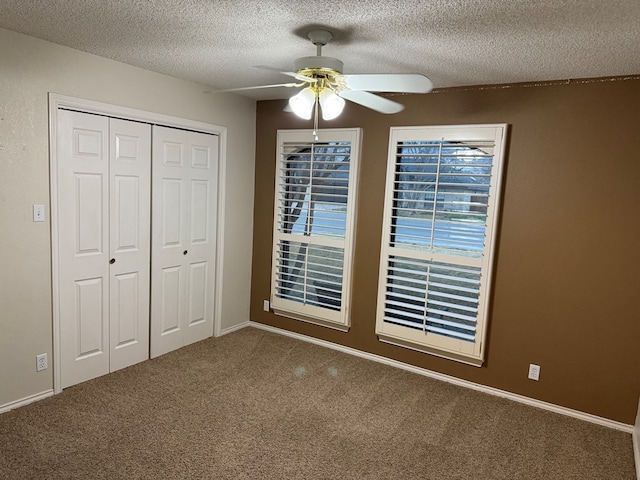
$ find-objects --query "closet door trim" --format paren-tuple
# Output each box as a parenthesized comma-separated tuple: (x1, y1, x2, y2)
(49, 93, 227, 394)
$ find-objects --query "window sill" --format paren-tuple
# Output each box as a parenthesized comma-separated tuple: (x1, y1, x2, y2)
(378, 333, 484, 367)
(272, 307, 350, 332)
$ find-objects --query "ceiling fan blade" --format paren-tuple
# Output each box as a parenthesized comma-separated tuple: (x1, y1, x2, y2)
(338, 74, 433, 93)
(211, 82, 300, 93)
(254, 65, 316, 83)
(339, 90, 404, 114)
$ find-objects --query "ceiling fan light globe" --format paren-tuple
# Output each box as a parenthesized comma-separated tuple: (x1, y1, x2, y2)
(319, 89, 345, 120)
(289, 87, 315, 120)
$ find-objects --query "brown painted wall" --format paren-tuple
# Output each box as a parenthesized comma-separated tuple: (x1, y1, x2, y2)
(250, 78, 640, 425)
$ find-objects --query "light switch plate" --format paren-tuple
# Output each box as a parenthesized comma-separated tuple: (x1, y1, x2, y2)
(33, 205, 45, 222)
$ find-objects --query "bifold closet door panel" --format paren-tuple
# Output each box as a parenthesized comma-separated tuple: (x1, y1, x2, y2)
(57, 110, 110, 388)
(108, 118, 151, 372)
(57, 111, 151, 389)
(151, 126, 218, 358)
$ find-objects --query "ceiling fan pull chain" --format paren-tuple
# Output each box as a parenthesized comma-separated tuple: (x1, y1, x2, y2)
(313, 92, 320, 141)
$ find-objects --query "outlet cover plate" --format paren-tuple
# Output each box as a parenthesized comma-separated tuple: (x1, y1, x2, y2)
(528, 363, 540, 381)
(36, 353, 48, 372)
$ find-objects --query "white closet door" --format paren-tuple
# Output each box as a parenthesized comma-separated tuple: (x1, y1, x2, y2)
(57, 111, 151, 388)
(151, 126, 218, 358)
(58, 110, 110, 388)
(109, 118, 151, 372)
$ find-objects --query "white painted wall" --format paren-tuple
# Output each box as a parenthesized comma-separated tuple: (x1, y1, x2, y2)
(0, 28, 256, 408)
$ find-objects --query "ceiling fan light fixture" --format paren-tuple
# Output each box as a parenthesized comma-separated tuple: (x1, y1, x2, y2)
(224, 28, 431, 121)
(289, 87, 315, 119)
(319, 89, 345, 120)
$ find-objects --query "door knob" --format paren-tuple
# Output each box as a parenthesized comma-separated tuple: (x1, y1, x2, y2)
(183, 250, 188, 255)
(109, 258, 116, 264)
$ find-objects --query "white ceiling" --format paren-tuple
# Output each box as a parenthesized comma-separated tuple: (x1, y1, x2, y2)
(1, 0, 639, 100)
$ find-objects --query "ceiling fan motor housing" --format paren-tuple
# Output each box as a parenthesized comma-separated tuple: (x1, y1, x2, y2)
(294, 56, 344, 76)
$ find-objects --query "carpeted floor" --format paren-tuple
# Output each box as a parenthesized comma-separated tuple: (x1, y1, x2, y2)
(0, 327, 636, 479)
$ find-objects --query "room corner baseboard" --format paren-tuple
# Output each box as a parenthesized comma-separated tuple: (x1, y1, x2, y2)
(219, 321, 251, 337)
(634, 397, 640, 480)
(0, 390, 54, 415)
(248, 321, 633, 434)
(634, 428, 639, 480)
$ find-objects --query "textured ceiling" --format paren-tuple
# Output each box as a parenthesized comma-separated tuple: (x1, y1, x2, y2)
(1, 0, 639, 100)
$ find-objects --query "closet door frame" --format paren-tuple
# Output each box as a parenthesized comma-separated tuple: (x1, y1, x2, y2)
(49, 93, 227, 394)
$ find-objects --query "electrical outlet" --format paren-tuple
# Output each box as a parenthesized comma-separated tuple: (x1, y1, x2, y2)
(36, 353, 48, 372)
(263, 300, 270, 312)
(528, 363, 540, 381)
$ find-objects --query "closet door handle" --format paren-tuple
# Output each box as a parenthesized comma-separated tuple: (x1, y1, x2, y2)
(183, 250, 188, 255)
(109, 258, 116, 264)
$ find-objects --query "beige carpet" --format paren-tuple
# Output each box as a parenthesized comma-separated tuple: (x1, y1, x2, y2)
(0, 327, 635, 479)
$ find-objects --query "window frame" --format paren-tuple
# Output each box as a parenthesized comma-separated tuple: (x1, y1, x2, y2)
(270, 128, 362, 331)
(375, 124, 508, 365)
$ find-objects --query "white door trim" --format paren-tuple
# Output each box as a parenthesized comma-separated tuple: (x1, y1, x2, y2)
(49, 93, 228, 394)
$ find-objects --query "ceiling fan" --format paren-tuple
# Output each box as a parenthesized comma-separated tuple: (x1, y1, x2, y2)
(219, 29, 433, 124)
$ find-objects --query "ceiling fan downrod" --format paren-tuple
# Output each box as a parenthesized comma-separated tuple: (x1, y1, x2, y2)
(308, 29, 333, 56)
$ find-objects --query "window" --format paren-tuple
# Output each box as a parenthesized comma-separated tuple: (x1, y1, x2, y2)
(376, 125, 507, 365)
(271, 129, 361, 330)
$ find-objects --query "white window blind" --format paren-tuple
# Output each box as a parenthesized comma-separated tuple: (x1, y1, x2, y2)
(271, 129, 361, 330)
(376, 125, 507, 365)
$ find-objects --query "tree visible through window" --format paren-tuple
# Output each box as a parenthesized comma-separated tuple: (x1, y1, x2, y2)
(271, 129, 361, 330)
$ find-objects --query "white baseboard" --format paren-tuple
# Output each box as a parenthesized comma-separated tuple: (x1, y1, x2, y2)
(634, 397, 640, 480)
(219, 321, 251, 337)
(0, 390, 54, 415)
(634, 430, 639, 480)
(248, 321, 633, 433)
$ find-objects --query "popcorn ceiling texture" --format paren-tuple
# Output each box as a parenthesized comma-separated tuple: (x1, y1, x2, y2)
(0, 0, 639, 99)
